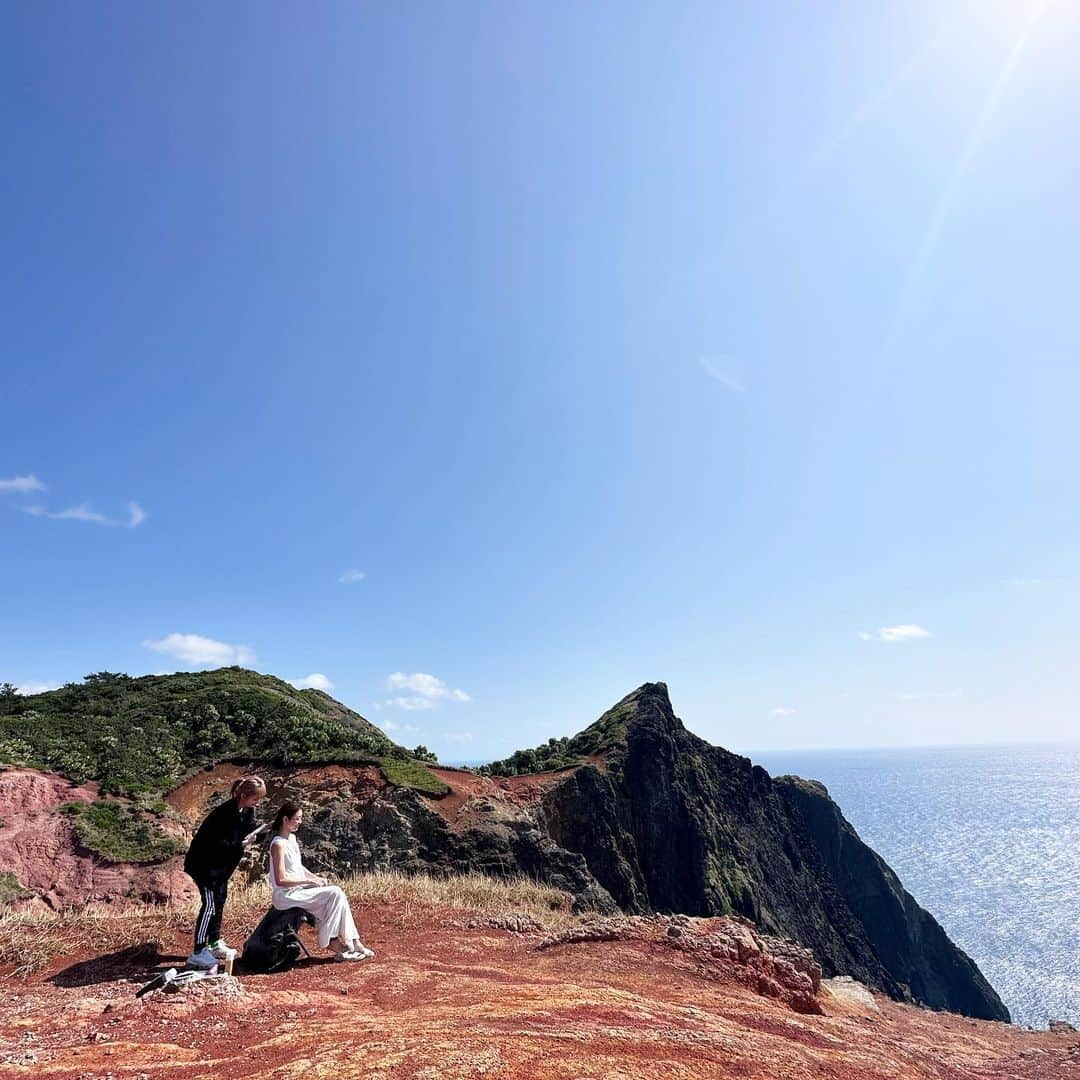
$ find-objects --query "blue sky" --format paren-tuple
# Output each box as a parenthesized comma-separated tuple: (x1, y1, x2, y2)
(3, 2, 1078, 758)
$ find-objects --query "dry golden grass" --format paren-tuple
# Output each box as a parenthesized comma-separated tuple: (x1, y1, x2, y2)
(0, 871, 580, 978)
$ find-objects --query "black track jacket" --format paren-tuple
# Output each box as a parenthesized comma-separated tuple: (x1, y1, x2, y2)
(183, 797, 254, 885)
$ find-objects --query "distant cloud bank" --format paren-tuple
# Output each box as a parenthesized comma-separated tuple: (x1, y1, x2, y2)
(858, 624, 931, 643)
(144, 632, 256, 667)
(339, 569, 366, 584)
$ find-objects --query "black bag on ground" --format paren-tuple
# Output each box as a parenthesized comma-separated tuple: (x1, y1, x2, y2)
(241, 906, 314, 973)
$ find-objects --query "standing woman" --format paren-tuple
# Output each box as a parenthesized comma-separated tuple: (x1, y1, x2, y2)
(184, 775, 267, 968)
(268, 800, 374, 961)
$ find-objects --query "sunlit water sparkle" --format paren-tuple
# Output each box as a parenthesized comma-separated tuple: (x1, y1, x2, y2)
(754, 743, 1080, 1029)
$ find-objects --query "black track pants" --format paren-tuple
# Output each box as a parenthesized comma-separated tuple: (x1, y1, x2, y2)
(193, 879, 229, 949)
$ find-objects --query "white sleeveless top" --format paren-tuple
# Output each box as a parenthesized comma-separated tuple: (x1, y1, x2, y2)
(269, 834, 304, 890)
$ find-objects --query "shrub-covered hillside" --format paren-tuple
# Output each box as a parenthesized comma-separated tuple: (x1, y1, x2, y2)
(0, 668, 402, 794)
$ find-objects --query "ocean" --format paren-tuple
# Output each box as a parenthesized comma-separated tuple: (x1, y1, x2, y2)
(752, 742, 1080, 1029)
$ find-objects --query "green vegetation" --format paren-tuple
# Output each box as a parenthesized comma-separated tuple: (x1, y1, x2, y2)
(0, 668, 395, 795)
(378, 753, 450, 797)
(0, 871, 28, 906)
(61, 800, 186, 864)
(477, 736, 580, 777)
(477, 696, 637, 776)
(411, 744, 438, 763)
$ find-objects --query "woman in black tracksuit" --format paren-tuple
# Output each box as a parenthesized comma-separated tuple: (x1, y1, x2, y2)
(184, 775, 267, 967)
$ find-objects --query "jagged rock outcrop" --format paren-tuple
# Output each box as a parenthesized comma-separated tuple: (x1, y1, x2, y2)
(300, 782, 618, 913)
(532, 683, 1009, 1022)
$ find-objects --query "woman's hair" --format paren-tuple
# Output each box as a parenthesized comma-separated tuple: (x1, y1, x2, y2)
(271, 800, 302, 836)
(230, 775, 266, 800)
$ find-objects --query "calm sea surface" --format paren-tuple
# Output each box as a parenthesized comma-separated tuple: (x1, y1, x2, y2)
(753, 743, 1080, 1029)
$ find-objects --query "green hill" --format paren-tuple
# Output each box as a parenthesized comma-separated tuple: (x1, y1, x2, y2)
(0, 667, 405, 795)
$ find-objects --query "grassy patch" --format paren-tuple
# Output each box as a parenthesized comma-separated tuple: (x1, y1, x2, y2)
(61, 800, 186, 864)
(0, 870, 579, 978)
(378, 756, 450, 797)
(0, 872, 28, 906)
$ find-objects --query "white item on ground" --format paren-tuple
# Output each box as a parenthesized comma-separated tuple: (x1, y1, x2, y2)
(136, 967, 178, 998)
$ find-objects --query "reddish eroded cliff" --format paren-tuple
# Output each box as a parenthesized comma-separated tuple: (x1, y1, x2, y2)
(0, 768, 192, 910)
(165, 761, 388, 825)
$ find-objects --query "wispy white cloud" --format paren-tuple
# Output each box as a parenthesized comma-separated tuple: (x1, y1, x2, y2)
(769, 706, 796, 718)
(384, 672, 471, 709)
(16, 680, 60, 695)
(22, 500, 147, 528)
(1005, 577, 1041, 587)
(144, 633, 256, 668)
(698, 356, 745, 393)
(858, 624, 931, 644)
(24, 503, 110, 524)
(444, 731, 474, 744)
(288, 672, 335, 692)
(0, 474, 46, 494)
(339, 569, 366, 584)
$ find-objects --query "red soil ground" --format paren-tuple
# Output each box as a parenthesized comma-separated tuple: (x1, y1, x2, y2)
(1, 904, 1076, 1080)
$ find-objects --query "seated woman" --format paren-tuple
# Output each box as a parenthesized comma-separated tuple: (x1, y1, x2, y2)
(268, 800, 374, 962)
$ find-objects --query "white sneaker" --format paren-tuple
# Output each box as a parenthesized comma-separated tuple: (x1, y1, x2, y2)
(209, 940, 236, 962)
(186, 946, 219, 971)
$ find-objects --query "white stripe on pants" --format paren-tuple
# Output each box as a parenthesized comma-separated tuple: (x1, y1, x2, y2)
(196, 885, 215, 946)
